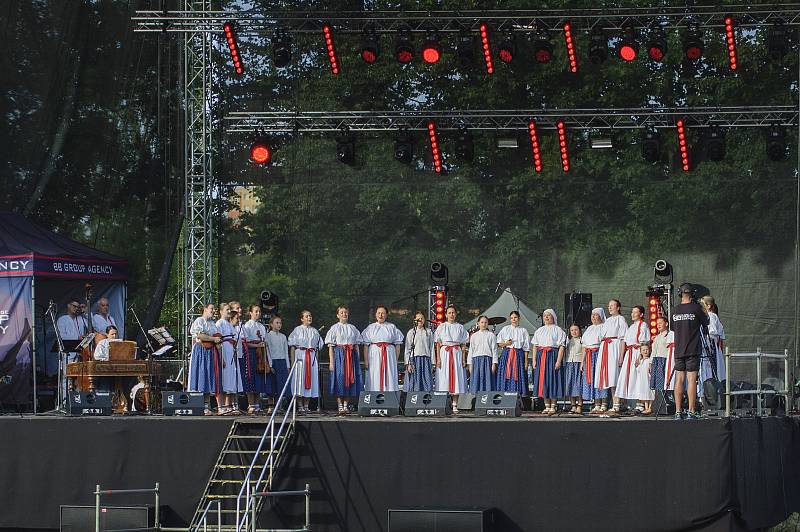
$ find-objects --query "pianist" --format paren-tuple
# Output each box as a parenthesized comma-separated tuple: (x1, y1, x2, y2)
(93, 325, 121, 361)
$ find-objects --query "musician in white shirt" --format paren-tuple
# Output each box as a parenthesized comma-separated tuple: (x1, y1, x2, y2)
(93, 325, 121, 361)
(92, 297, 117, 335)
(56, 298, 88, 362)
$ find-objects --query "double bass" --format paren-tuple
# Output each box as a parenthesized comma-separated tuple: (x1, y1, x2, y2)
(256, 329, 271, 373)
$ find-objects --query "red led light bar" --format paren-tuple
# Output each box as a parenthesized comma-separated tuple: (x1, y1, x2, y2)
(223, 22, 244, 75)
(480, 23, 494, 74)
(528, 121, 543, 172)
(724, 16, 737, 71)
(428, 121, 443, 174)
(557, 121, 569, 172)
(322, 24, 340, 75)
(435, 290, 446, 323)
(564, 22, 577, 73)
(648, 296, 660, 336)
(676, 119, 690, 171)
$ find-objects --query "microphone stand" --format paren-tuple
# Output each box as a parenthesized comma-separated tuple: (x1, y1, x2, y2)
(232, 321, 245, 414)
(129, 305, 156, 414)
(46, 301, 68, 414)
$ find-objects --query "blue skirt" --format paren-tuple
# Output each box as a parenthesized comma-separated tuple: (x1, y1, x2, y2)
(242, 346, 267, 394)
(650, 356, 667, 390)
(406, 356, 434, 392)
(188, 343, 220, 394)
(532, 347, 564, 399)
(582, 348, 599, 401)
(496, 347, 527, 394)
(564, 361, 583, 397)
(469, 356, 495, 393)
(329, 346, 364, 397)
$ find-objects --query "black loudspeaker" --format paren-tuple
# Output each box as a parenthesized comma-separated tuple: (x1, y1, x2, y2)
(457, 392, 476, 411)
(68, 391, 112, 416)
(358, 391, 401, 417)
(475, 392, 521, 417)
(61, 505, 153, 531)
(162, 391, 205, 416)
(404, 391, 450, 416)
(564, 292, 593, 328)
(388, 508, 493, 532)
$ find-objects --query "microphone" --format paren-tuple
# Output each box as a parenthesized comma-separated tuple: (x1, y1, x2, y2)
(128, 304, 135, 311)
(318, 324, 327, 333)
(495, 282, 502, 294)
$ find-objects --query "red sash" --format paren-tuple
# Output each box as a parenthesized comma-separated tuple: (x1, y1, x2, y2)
(298, 347, 316, 390)
(623, 344, 638, 389)
(443, 345, 459, 392)
(536, 346, 555, 397)
(665, 342, 675, 387)
(598, 337, 616, 388)
(505, 347, 518, 380)
(584, 348, 598, 385)
(341, 344, 356, 388)
(211, 344, 222, 395)
(375, 342, 391, 391)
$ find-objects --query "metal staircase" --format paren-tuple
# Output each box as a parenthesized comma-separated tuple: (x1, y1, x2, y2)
(189, 361, 302, 531)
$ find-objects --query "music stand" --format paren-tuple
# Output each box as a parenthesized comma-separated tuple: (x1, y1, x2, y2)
(148, 327, 175, 347)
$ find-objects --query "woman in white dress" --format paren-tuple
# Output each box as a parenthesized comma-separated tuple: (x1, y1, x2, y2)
(325, 306, 364, 415)
(583, 308, 606, 413)
(595, 299, 628, 413)
(361, 305, 404, 392)
(531, 309, 567, 415)
(433, 305, 469, 414)
(404, 311, 435, 392)
(216, 304, 244, 415)
(288, 310, 324, 414)
(495, 311, 531, 395)
(615, 305, 650, 413)
(700, 295, 726, 386)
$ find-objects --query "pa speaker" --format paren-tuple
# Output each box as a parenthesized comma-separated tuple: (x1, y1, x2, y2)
(162, 391, 205, 416)
(358, 391, 400, 417)
(68, 391, 112, 416)
(564, 292, 593, 329)
(404, 391, 450, 416)
(475, 392, 521, 417)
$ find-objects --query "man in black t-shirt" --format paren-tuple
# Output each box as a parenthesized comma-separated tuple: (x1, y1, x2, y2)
(670, 283, 709, 419)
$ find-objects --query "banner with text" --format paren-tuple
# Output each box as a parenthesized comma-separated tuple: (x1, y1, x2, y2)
(0, 276, 32, 407)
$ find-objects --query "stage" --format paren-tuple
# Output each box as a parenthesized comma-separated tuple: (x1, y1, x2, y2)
(1, 414, 798, 532)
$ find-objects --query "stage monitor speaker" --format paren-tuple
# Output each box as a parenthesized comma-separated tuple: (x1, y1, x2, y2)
(162, 391, 205, 416)
(388, 508, 493, 532)
(564, 292, 593, 329)
(457, 392, 476, 411)
(358, 391, 400, 417)
(68, 391, 112, 416)
(404, 391, 450, 416)
(475, 392, 521, 417)
(60, 505, 153, 532)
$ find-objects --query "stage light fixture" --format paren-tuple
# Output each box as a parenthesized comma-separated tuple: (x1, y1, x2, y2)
(479, 23, 495, 74)
(395, 27, 414, 64)
(322, 24, 340, 74)
(394, 128, 414, 164)
(683, 27, 704, 60)
(676, 119, 691, 171)
(272, 29, 292, 68)
(767, 24, 790, 61)
(724, 16, 738, 70)
(557, 121, 570, 172)
(533, 31, 554, 63)
(359, 27, 379, 64)
(249, 137, 272, 165)
(496, 136, 519, 149)
(456, 30, 476, 66)
(259, 290, 280, 322)
(527, 121, 543, 172)
(648, 294, 660, 336)
(456, 127, 474, 163)
(498, 32, 516, 63)
(641, 128, 661, 163)
(766, 124, 787, 161)
(647, 28, 668, 62)
(617, 25, 639, 61)
(433, 288, 448, 325)
(223, 22, 244, 75)
(422, 32, 442, 64)
(336, 130, 355, 165)
(430, 262, 449, 285)
(427, 121, 443, 174)
(588, 28, 609, 64)
(563, 22, 577, 72)
(704, 126, 726, 162)
(654, 259, 673, 283)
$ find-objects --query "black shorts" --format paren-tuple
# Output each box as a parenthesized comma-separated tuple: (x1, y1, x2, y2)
(674, 355, 700, 372)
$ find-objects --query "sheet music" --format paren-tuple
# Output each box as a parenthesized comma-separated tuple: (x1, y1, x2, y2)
(153, 345, 174, 357)
(147, 327, 175, 346)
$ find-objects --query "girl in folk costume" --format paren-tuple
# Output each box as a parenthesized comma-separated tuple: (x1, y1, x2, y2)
(615, 305, 651, 412)
(650, 316, 674, 393)
(531, 309, 567, 415)
(433, 305, 469, 414)
(700, 296, 726, 385)
(404, 311, 435, 392)
(596, 299, 628, 413)
(563, 324, 584, 414)
(583, 308, 606, 413)
(288, 310, 324, 414)
(361, 305, 405, 392)
(496, 311, 531, 394)
(634, 343, 655, 414)
(216, 304, 244, 415)
(242, 305, 269, 414)
(188, 303, 224, 415)
(325, 306, 364, 415)
(467, 316, 498, 393)
(265, 314, 290, 407)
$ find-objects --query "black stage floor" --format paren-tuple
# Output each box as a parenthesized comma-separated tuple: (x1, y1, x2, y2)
(1, 414, 798, 531)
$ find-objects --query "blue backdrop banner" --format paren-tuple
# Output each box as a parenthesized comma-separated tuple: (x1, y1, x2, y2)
(0, 276, 33, 407)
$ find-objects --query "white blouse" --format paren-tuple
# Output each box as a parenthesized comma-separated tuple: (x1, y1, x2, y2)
(566, 337, 584, 363)
(288, 325, 323, 350)
(532, 324, 567, 348)
(496, 325, 531, 351)
(324, 322, 363, 346)
(265, 330, 289, 361)
(468, 330, 498, 364)
(361, 322, 404, 345)
(433, 322, 469, 345)
(404, 327, 434, 363)
(651, 330, 670, 358)
(623, 320, 650, 346)
(581, 323, 604, 349)
(708, 312, 725, 340)
(601, 314, 628, 340)
(242, 319, 268, 344)
(190, 317, 218, 343)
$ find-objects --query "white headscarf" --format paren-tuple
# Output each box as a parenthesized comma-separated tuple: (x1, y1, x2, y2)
(592, 307, 606, 322)
(543, 308, 558, 325)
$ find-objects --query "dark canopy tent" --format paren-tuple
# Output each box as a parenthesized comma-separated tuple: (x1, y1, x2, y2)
(0, 213, 128, 412)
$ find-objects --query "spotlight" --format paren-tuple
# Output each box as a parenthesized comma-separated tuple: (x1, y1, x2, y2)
(533, 31, 553, 63)
(430, 287, 448, 325)
(479, 23, 495, 74)
(421, 32, 442, 64)
(395, 27, 414, 64)
(272, 29, 292, 68)
(704, 126, 726, 162)
(336, 130, 355, 165)
(430, 262, 449, 285)
(498, 32, 516, 63)
(676, 119, 691, 172)
(563, 22, 577, 72)
(766, 124, 787, 161)
(360, 27, 379, 64)
(588, 27, 609, 64)
(557, 121, 570, 172)
(724, 16, 738, 70)
(654, 259, 673, 283)
(767, 24, 790, 61)
(223, 22, 244, 75)
(527, 121, 543, 172)
(683, 27, 704, 60)
(496, 136, 519, 149)
(322, 24, 340, 74)
(259, 290, 279, 322)
(427, 121, 443, 174)
(249, 137, 272, 165)
(456, 127, 474, 163)
(456, 30, 476, 66)
(394, 128, 414, 164)
(647, 28, 668, 62)
(641, 129, 661, 163)
(617, 25, 639, 61)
